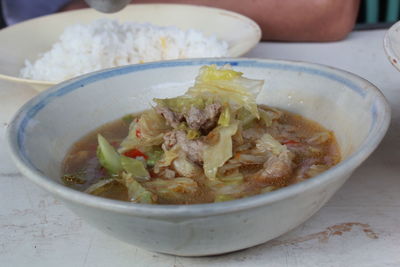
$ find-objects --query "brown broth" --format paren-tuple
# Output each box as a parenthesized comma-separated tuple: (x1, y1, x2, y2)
(61, 107, 341, 204)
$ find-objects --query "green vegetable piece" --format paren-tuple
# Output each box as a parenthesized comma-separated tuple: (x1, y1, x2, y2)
(153, 96, 205, 113)
(257, 133, 287, 156)
(119, 109, 169, 153)
(199, 64, 242, 82)
(137, 191, 154, 204)
(218, 106, 231, 126)
(219, 171, 244, 184)
(203, 122, 238, 180)
(84, 178, 117, 196)
(121, 156, 150, 181)
(176, 122, 200, 140)
(188, 65, 264, 119)
(259, 109, 272, 127)
(237, 107, 256, 129)
(214, 194, 236, 202)
(122, 173, 154, 204)
(97, 134, 122, 175)
(158, 145, 179, 167)
(187, 129, 200, 140)
(177, 122, 188, 131)
(146, 149, 164, 167)
(145, 178, 198, 201)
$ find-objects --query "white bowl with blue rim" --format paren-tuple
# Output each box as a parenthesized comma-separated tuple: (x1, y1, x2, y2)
(7, 58, 390, 256)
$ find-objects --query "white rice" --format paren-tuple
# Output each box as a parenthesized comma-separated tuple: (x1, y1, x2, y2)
(20, 19, 229, 82)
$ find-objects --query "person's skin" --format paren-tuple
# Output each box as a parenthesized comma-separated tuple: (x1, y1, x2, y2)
(62, 0, 360, 42)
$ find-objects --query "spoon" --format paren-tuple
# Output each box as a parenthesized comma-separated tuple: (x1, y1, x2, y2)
(84, 0, 131, 13)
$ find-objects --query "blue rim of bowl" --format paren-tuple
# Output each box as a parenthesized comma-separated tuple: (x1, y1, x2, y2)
(7, 58, 391, 218)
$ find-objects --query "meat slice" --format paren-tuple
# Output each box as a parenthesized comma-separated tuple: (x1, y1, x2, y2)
(242, 127, 264, 141)
(258, 152, 293, 181)
(251, 151, 294, 187)
(184, 103, 222, 132)
(162, 130, 205, 164)
(155, 106, 184, 128)
(155, 102, 221, 132)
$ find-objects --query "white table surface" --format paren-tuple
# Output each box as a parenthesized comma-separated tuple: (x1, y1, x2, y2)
(1, 29, 399, 267)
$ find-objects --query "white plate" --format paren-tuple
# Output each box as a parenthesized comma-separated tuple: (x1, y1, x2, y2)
(0, 4, 261, 91)
(384, 20, 400, 71)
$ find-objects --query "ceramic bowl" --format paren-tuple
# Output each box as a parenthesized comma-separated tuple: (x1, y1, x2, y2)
(384, 20, 400, 71)
(7, 58, 390, 256)
(0, 4, 261, 92)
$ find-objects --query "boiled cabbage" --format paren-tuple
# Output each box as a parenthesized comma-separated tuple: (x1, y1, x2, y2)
(187, 65, 264, 118)
(172, 156, 202, 178)
(203, 121, 239, 179)
(122, 172, 154, 204)
(153, 96, 205, 113)
(157, 145, 180, 168)
(119, 109, 170, 152)
(120, 156, 150, 182)
(97, 134, 122, 174)
(145, 177, 198, 201)
(146, 148, 164, 167)
(218, 105, 231, 126)
(256, 133, 288, 155)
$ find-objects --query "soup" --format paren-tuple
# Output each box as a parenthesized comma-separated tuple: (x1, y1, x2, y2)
(61, 65, 340, 204)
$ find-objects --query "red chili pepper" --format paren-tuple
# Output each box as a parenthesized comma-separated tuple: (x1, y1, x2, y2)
(135, 128, 141, 138)
(282, 140, 300, 145)
(124, 149, 148, 159)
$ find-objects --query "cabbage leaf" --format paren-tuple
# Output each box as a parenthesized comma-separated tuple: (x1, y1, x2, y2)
(97, 134, 122, 174)
(259, 109, 273, 127)
(119, 109, 170, 152)
(156, 145, 180, 168)
(236, 107, 256, 129)
(153, 96, 205, 113)
(145, 177, 198, 202)
(218, 105, 231, 126)
(218, 169, 244, 184)
(259, 107, 282, 127)
(146, 148, 164, 167)
(84, 178, 118, 195)
(172, 156, 202, 178)
(203, 121, 239, 179)
(121, 156, 150, 182)
(187, 65, 264, 118)
(256, 133, 288, 155)
(121, 172, 154, 204)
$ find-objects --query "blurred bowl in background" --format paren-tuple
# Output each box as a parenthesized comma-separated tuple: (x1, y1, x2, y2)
(0, 4, 261, 92)
(384, 20, 400, 71)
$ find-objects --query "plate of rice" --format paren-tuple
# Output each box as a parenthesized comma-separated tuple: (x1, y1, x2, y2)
(0, 4, 261, 91)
